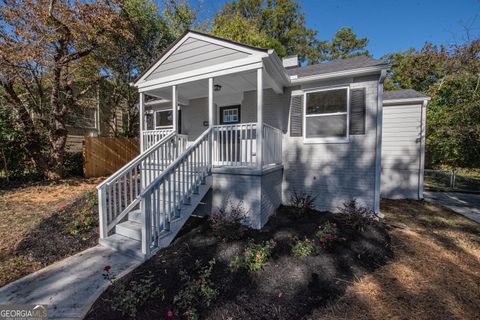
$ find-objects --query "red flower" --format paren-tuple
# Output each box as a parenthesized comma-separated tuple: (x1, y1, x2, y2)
(103, 265, 111, 272)
(327, 233, 333, 239)
(319, 237, 324, 243)
(332, 223, 337, 227)
(60, 204, 66, 210)
(196, 278, 203, 285)
(167, 309, 174, 319)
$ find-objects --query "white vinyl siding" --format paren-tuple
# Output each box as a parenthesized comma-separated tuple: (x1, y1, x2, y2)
(381, 104, 423, 199)
(146, 38, 250, 81)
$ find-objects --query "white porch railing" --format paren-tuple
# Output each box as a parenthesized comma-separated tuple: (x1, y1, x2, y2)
(212, 123, 257, 167)
(262, 123, 283, 166)
(97, 132, 187, 238)
(140, 128, 211, 255)
(212, 122, 282, 168)
(142, 128, 173, 151)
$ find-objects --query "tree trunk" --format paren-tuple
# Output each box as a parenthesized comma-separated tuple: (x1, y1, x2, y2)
(0, 147, 9, 182)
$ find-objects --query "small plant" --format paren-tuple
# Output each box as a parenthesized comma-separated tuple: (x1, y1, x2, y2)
(338, 199, 379, 231)
(102, 265, 115, 282)
(291, 237, 317, 258)
(85, 190, 98, 206)
(209, 197, 248, 240)
(289, 189, 317, 215)
(315, 222, 338, 249)
(67, 208, 95, 235)
(230, 239, 276, 271)
(174, 259, 218, 320)
(111, 274, 164, 318)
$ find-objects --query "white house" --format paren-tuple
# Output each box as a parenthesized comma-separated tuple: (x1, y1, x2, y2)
(96, 30, 429, 258)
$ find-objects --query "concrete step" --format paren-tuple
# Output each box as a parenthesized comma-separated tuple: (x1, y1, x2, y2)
(128, 209, 142, 223)
(99, 234, 144, 260)
(115, 220, 142, 241)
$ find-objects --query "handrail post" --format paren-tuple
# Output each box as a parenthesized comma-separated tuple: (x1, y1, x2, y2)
(141, 196, 151, 257)
(98, 187, 108, 239)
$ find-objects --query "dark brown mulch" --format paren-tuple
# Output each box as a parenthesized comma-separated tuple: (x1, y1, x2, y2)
(15, 192, 99, 266)
(86, 206, 392, 320)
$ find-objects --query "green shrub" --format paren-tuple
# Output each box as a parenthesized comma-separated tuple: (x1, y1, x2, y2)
(174, 259, 218, 320)
(111, 275, 164, 318)
(209, 198, 247, 240)
(63, 152, 83, 177)
(291, 237, 317, 258)
(315, 222, 338, 249)
(338, 199, 378, 231)
(230, 239, 276, 271)
(288, 189, 317, 216)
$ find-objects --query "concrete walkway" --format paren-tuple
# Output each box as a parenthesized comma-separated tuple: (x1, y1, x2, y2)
(0, 245, 143, 319)
(424, 191, 480, 224)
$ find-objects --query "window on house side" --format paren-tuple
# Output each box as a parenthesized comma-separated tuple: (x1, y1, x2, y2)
(304, 88, 349, 142)
(155, 110, 173, 129)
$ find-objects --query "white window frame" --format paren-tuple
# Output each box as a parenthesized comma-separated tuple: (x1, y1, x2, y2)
(222, 107, 239, 123)
(303, 86, 350, 144)
(154, 109, 174, 129)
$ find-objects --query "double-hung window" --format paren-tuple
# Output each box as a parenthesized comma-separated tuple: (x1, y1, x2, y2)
(304, 87, 349, 143)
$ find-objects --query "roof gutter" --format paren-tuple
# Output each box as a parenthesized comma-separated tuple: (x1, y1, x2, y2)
(383, 97, 431, 105)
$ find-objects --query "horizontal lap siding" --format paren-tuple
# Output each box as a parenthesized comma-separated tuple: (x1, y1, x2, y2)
(381, 104, 422, 199)
(281, 79, 379, 212)
(146, 38, 250, 80)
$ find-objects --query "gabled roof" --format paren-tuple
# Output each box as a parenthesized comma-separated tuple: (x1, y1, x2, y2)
(383, 89, 429, 100)
(133, 30, 269, 85)
(287, 56, 389, 78)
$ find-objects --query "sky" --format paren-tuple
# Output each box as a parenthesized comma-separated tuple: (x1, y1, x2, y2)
(190, 0, 480, 58)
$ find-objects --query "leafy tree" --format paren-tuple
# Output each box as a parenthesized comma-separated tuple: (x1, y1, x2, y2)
(211, 0, 320, 63)
(318, 27, 370, 61)
(0, 0, 129, 178)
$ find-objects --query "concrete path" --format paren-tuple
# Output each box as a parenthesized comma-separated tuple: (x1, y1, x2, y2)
(0, 245, 143, 319)
(424, 191, 480, 224)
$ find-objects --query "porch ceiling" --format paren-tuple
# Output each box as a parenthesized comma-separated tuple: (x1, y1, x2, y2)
(147, 70, 261, 102)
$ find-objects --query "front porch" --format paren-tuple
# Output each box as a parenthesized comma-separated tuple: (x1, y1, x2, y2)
(139, 67, 284, 172)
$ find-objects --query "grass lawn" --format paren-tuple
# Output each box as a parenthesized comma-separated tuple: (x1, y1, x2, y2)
(86, 200, 480, 320)
(0, 177, 101, 287)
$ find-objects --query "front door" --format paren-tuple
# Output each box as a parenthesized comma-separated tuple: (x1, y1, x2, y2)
(219, 105, 241, 163)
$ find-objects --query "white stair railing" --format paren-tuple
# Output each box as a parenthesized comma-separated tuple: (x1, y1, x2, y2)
(140, 128, 212, 255)
(97, 132, 188, 238)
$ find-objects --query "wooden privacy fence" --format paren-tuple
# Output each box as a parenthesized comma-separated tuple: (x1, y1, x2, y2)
(83, 137, 139, 178)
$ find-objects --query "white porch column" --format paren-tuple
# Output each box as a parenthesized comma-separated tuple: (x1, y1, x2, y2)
(256, 67, 263, 170)
(208, 78, 214, 167)
(172, 85, 178, 133)
(139, 92, 145, 153)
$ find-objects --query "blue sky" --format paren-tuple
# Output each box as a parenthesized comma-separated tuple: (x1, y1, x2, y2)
(190, 0, 480, 58)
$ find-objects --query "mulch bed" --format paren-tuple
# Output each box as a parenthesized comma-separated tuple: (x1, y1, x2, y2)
(86, 206, 392, 320)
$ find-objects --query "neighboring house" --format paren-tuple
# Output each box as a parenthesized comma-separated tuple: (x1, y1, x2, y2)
(96, 30, 429, 258)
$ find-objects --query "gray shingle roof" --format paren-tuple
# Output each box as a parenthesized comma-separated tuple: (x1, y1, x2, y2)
(287, 56, 388, 78)
(383, 89, 429, 100)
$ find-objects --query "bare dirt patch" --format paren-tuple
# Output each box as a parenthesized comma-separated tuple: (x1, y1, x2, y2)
(311, 199, 480, 320)
(0, 178, 102, 287)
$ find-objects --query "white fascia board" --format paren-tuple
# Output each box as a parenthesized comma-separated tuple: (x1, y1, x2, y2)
(139, 58, 263, 93)
(188, 33, 269, 56)
(288, 66, 388, 85)
(383, 97, 431, 105)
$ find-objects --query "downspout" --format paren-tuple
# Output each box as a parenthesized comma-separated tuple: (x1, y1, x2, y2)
(374, 69, 386, 216)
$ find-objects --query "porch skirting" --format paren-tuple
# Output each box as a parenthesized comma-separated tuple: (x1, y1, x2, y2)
(194, 166, 284, 229)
